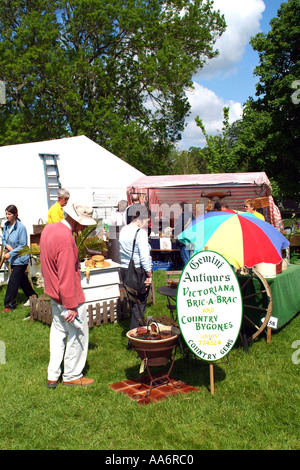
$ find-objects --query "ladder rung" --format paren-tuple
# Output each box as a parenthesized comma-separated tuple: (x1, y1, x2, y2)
(45, 167, 59, 171)
(41, 153, 61, 209)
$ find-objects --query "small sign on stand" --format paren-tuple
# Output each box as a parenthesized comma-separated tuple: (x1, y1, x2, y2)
(177, 250, 243, 395)
(262, 315, 278, 343)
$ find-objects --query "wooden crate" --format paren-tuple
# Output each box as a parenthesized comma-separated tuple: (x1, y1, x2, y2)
(254, 197, 269, 209)
(87, 289, 129, 327)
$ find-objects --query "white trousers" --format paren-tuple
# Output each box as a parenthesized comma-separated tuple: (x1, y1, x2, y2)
(48, 300, 89, 382)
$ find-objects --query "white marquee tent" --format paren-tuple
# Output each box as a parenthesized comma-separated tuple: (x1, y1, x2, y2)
(0, 135, 145, 236)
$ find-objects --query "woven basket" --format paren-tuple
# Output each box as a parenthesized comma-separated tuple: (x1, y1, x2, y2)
(33, 219, 46, 235)
(254, 197, 269, 209)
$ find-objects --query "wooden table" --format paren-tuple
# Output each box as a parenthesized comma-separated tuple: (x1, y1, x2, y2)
(242, 264, 300, 329)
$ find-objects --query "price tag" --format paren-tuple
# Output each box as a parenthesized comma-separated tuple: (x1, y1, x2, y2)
(261, 316, 278, 330)
(139, 358, 147, 374)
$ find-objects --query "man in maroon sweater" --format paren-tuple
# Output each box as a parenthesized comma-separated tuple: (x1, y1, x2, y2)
(40, 202, 96, 388)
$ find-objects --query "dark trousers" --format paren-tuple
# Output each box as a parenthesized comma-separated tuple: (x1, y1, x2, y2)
(4, 264, 36, 309)
(128, 294, 148, 330)
(120, 267, 149, 330)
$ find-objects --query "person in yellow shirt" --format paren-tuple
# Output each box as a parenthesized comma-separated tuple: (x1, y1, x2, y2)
(47, 189, 70, 224)
(244, 198, 265, 220)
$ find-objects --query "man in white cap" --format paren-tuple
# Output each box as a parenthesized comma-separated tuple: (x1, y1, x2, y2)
(40, 202, 97, 388)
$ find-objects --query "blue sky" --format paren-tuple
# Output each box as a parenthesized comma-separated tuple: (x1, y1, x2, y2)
(179, 0, 286, 149)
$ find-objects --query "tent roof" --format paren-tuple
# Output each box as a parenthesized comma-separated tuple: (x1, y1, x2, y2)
(128, 172, 272, 191)
(0, 135, 144, 190)
(127, 172, 274, 224)
(0, 135, 144, 234)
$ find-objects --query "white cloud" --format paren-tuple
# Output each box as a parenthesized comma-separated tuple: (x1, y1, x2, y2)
(179, 83, 243, 149)
(196, 0, 265, 80)
(178, 0, 265, 149)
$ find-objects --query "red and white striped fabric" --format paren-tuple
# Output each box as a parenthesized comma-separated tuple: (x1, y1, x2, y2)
(268, 196, 283, 230)
(127, 172, 282, 227)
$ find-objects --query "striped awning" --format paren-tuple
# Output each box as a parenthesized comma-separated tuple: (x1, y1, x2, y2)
(127, 172, 280, 226)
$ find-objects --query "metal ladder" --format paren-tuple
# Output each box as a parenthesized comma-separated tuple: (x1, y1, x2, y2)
(39, 154, 61, 208)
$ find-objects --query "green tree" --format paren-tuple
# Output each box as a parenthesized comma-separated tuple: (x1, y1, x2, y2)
(0, 0, 226, 174)
(167, 145, 208, 174)
(195, 106, 239, 173)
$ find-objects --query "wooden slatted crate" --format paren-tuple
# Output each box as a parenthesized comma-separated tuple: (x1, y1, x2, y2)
(254, 197, 269, 209)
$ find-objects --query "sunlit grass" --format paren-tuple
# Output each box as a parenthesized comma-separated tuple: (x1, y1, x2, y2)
(0, 271, 299, 450)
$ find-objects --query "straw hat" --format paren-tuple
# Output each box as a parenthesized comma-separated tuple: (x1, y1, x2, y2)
(64, 203, 97, 226)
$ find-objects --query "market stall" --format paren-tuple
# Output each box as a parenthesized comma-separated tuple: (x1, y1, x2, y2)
(127, 172, 283, 270)
(127, 172, 282, 227)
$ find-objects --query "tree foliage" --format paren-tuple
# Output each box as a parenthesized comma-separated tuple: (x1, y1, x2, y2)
(167, 145, 208, 174)
(0, 0, 226, 174)
(195, 106, 240, 173)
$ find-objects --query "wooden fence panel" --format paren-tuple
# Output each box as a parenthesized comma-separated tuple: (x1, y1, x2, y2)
(30, 292, 130, 328)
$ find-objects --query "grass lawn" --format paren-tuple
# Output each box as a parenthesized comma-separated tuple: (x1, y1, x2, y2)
(0, 269, 299, 451)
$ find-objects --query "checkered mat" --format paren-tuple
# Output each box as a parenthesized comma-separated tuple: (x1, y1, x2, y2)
(109, 374, 200, 405)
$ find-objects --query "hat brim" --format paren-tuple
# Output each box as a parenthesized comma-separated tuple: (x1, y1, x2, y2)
(97, 261, 111, 268)
(64, 204, 97, 226)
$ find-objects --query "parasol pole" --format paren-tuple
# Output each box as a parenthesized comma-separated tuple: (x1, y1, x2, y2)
(203, 245, 215, 395)
(267, 326, 272, 343)
(209, 363, 214, 395)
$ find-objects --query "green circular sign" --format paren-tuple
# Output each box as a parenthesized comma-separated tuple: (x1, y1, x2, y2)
(177, 250, 243, 362)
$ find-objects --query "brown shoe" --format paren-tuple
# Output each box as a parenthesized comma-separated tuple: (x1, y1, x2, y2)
(63, 377, 94, 387)
(47, 380, 59, 389)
